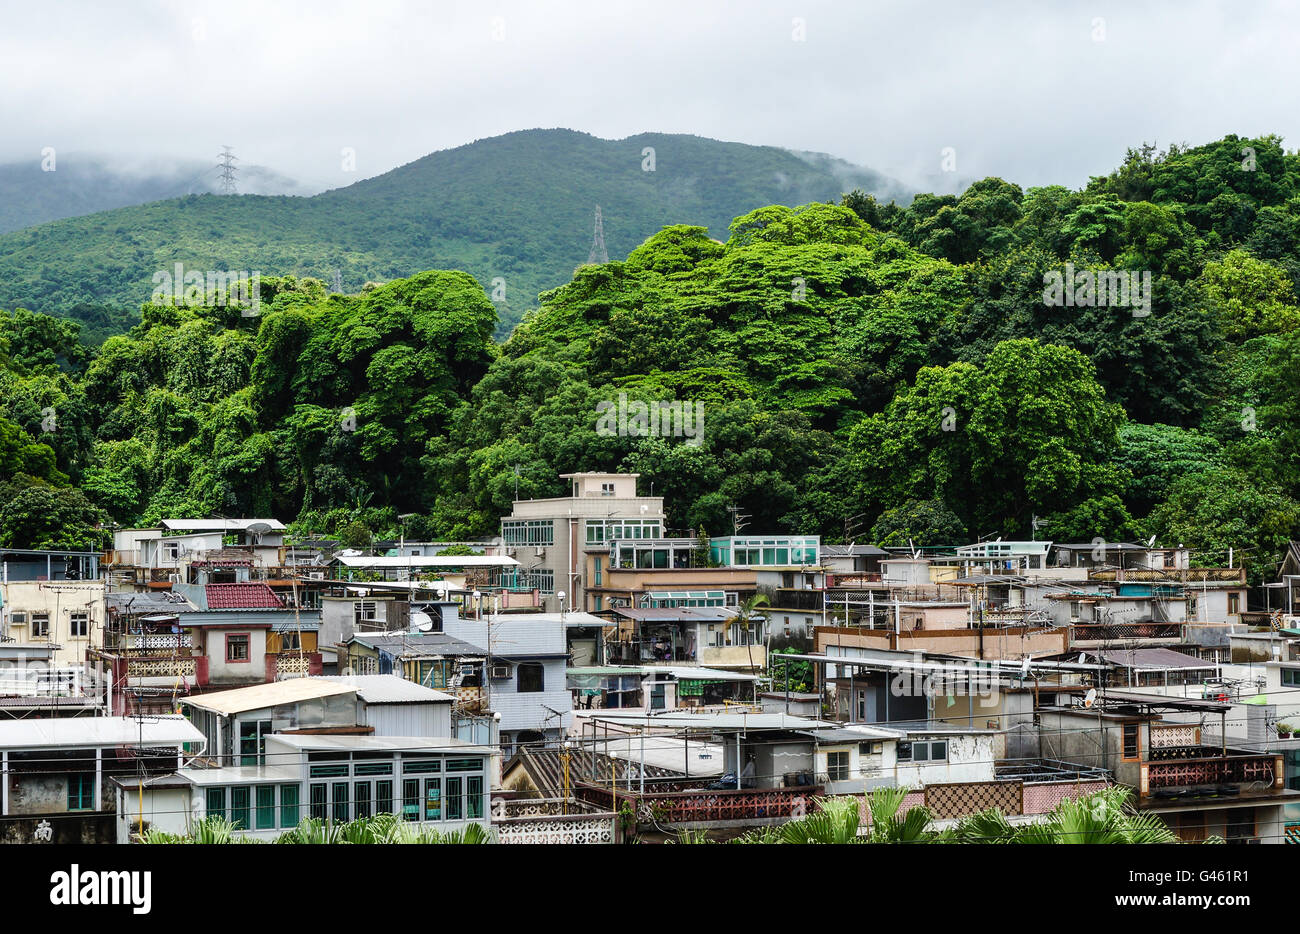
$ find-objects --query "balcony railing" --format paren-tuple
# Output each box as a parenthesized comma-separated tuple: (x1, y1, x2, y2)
(826, 573, 883, 588)
(1149, 724, 1200, 749)
(1140, 754, 1284, 797)
(491, 797, 618, 845)
(108, 633, 193, 652)
(575, 782, 822, 827)
(1071, 622, 1183, 643)
(1088, 568, 1247, 585)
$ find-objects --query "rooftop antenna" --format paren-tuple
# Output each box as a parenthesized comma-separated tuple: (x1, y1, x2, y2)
(586, 205, 609, 265)
(216, 145, 239, 195)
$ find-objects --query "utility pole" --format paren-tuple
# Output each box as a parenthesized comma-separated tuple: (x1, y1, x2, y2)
(586, 205, 609, 265)
(216, 146, 239, 194)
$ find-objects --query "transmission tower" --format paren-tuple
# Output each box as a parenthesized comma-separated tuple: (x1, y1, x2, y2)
(332, 268, 343, 293)
(586, 205, 608, 265)
(216, 145, 239, 194)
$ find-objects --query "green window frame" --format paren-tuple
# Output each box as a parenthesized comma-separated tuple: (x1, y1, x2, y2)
(230, 786, 251, 829)
(376, 780, 394, 815)
(444, 776, 463, 821)
(423, 778, 441, 821)
(467, 775, 484, 819)
(402, 779, 420, 821)
(279, 784, 300, 827)
(354, 781, 372, 820)
(256, 785, 276, 830)
(331, 782, 349, 822)
(67, 773, 95, 811)
(309, 783, 327, 821)
(206, 787, 227, 820)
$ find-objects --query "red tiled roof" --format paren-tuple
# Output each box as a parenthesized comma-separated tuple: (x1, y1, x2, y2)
(205, 583, 284, 609)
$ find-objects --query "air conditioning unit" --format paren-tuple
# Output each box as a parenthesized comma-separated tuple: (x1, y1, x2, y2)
(534, 547, 545, 557)
(490, 664, 512, 680)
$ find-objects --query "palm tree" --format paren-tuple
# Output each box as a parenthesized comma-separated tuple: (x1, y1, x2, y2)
(729, 592, 770, 678)
(948, 786, 1177, 844)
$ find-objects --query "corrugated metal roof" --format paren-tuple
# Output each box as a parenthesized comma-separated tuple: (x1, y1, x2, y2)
(0, 715, 203, 749)
(161, 518, 286, 531)
(183, 678, 355, 715)
(334, 555, 518, 568)
(347, 631, 486, 657)
(1093, 648, 1218, 670)
(320, 675, 455, 704)
(266, 734, 494, 754)
(612, 607, 736, 622)
(444, 617, 568, 657)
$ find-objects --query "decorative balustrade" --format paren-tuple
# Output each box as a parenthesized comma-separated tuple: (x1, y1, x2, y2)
(1070, 622, 1183, 642)
(1141, 754, 1284, 797)
(576, 782, 821, 826)
(116, 633, 191, 651)
(126, 657, 196, 679)
(490, 796, 619, 843)
(1149, 724, 1200, 749)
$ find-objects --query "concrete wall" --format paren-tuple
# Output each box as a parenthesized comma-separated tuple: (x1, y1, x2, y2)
(0, 813, 114, 844)
(202, 627, 268, 684)
(1, 580, 105, 667)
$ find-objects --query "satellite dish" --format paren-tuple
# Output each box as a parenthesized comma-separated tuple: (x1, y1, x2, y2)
(1020, 658, 1030, 677)
(1083, 688, 1097, 708)
(1147, 534, 1157, 548)
(1077, 653, 1087, 665)
(245, 522, 273, 535)
(411, 610, 433, 632)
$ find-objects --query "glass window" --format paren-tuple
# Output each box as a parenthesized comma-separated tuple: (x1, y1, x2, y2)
(309, 763, 349, 778)
(444, 776, 463, 821)
(354, 782, 372, 820)
(402, 779, 420, 821)
(256, 785, 276, 830)
(1122, 723, 1140, 759)
(826, 751, 850, 781)
(353, 762, 393, 776)
(517, 663, 544, 693)
(377, 780, 394, 815)
(309, 783, 327, 821)
(231, 786, 251, 829)
(467, 776, 484, 819)
(331, 782, 349, 822)
(206, 787, 227, 820)
(32, 613, 50, 637)
(930, 741, 947, 762)
(403, 759, 441, 774)
(424, 779, 442, 821)
(70, 613, 89, 637)
(279, 784, 300, 827)
(226, 633, 250, 663)
(67, 773, 95, 811)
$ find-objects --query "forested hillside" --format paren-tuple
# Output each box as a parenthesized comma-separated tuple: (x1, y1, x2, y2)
(0, 129, 910, 337)
(3, 133, 1299, 581)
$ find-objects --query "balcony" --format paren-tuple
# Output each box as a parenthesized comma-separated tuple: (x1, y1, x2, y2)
(826, 573, 883, 588)
(266, 652, 322, 680)
(490, 797, 619, 844)
(575, 782, 822, 828)
(1140, 753, 1284, 797)
(105, 633, 193, 652)
(1089, 568, 1246, 585)
(1070, 622, 1183, 644)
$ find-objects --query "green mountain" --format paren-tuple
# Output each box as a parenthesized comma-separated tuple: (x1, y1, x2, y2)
(0, 129, 911, 336)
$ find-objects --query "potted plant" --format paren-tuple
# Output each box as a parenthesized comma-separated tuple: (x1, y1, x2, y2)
(1278, 722, 1293, 739)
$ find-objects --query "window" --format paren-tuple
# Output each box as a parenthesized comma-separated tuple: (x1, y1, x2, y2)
(239, 719, 271, 766)
(332, 782, 349, 822)
(68, 773, 95, 811)
(226, 633, 250, 663)
(467, 776, 484, 819)
(207, 787, 227, 820)
(502, 519, 554, 547)
(230, 786, 251, 829)
(517, 662, 545, 693)
(444, 776, 463, 821)
(280, 630, 301, 651)
(600, 482, 615, 496)
(402, 779, 421, 821)
(354, 781, 372, 820)
(1283, 668, 1300, 687)
(826, 750, 850, 781)
(309, 784, 327, 821)
(256, 785, 276, 830)
(354, 601, 377, 625)
(70, 613, 89, 637)
(32, 613, 49, 637)
(1228, 593, 1241, 615)
(594, 557, 602, 587)
(897, 740, 948, 763)
(279, 784, 300, 827)
(9, 612, 26, 626)
(1122, 723, 1141, 760)
(424, 779, 442, 820)
(163, 541, 181, 560)
(377, 780, 394, 815)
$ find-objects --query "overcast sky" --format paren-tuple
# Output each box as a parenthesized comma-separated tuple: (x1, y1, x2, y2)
(3, 0, 1297, 194)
